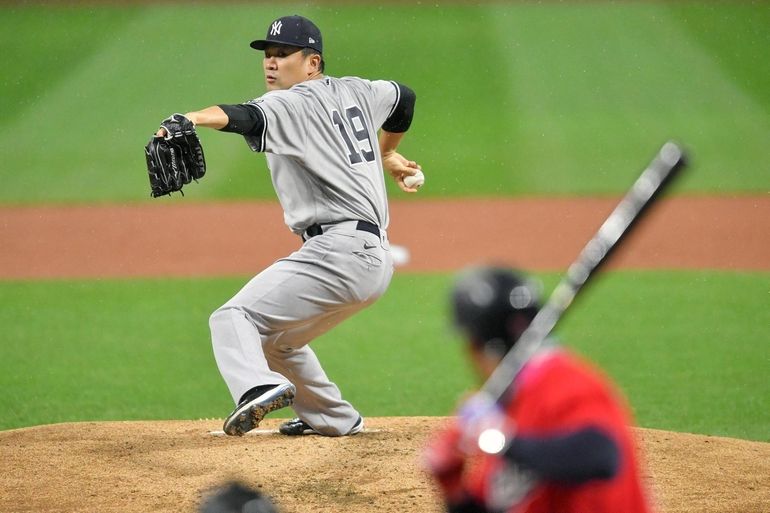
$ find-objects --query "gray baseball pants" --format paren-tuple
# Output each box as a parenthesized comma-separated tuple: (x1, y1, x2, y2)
(210, 220, 393, 436)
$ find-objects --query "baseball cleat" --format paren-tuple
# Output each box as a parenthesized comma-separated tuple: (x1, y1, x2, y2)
(279, 415, 364, 436)
(223, 383, 295, 436)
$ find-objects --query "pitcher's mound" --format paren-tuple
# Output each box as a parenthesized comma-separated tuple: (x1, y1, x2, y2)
(1, 417, 768, 512)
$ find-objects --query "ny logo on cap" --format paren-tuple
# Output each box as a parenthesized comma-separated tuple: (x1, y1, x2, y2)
(270, 20, 282, 36)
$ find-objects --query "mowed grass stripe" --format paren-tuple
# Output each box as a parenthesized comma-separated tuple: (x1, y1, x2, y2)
(668, 3, 770, 117)
(0, 4, 492, 203)
(1, 271, 767, 442)
(487, 2, 770, 195)
(0, 5, 142, 126)
(0, 5, 277, 203)
(0, 3, 768, 203)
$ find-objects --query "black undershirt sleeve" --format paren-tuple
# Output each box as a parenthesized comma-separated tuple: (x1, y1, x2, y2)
(217, 103, 266, 136)
(504, 426, 621, 483)
(382, 82, 416, 133)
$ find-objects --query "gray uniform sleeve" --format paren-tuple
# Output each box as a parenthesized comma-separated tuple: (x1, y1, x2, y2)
(367, 80, 400, 129)
(256, 92, 309, 157)
(227, 92, 308, 157)
(367, 80, 415, 133)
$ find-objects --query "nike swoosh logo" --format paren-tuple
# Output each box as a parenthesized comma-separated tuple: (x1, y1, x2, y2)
(363, 242, 377, 250)
(353, 251, 382, 267)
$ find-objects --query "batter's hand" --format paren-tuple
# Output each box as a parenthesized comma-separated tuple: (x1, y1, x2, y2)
(382, 150, 422, 193)
(456, 392, 513, 455)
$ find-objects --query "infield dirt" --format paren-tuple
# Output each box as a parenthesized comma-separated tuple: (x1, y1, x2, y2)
(1, 196, 768, 279)
(1, 418, 769, 513)
(1, 196, 769, 512)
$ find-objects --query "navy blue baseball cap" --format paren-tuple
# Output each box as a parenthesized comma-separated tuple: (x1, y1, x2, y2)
(250, 15, 323, 54)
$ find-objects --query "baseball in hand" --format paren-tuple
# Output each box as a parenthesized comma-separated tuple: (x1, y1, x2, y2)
(403, 169, 425, 189)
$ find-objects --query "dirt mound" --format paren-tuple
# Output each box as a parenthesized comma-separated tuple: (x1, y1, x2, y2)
(1, 417, 768, 513)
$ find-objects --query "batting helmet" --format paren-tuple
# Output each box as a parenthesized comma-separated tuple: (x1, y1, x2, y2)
(451, 266, 542, 357)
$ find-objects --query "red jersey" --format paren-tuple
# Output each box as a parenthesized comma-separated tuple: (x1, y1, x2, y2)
(463, 348, 653, 513)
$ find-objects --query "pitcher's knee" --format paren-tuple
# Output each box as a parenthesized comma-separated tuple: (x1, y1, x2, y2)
(209, 305, 248, 337)
(209, 306, 227, 331)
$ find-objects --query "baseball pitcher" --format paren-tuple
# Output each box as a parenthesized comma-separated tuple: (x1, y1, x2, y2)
(148, 15, 420, 436)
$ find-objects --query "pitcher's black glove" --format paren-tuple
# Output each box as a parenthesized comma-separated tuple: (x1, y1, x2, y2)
(145, 113, 206, 197)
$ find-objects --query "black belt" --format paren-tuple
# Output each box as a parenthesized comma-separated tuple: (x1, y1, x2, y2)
(303, 220, 380, 241)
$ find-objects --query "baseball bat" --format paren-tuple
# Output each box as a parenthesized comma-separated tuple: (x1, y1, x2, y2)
(482, 141, 688, 402)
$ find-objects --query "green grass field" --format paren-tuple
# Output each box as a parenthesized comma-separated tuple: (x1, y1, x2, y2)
(0, 3, 768, 202)
(1, 272, 768, 441)
(1, 3, 767, 443)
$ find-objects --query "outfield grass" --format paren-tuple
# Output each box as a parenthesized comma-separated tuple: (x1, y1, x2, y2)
(0, 3, 768, 202)
(1, 271, 767, 442)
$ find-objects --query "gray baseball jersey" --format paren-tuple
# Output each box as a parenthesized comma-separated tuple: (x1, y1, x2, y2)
(210, 75, 414, 436)
(243, 76, 400, 234)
